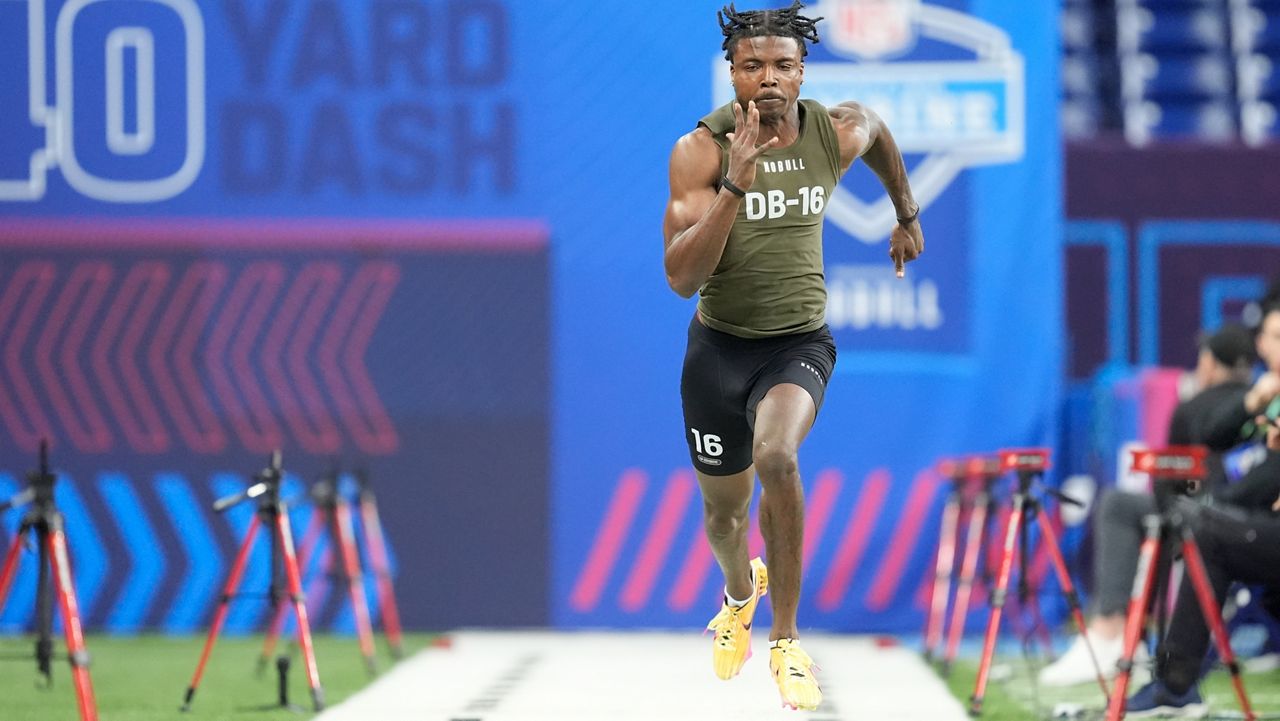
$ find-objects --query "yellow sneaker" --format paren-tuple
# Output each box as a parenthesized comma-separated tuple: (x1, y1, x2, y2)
(769, 638, 822, 711)
(705, 557, 768, 680)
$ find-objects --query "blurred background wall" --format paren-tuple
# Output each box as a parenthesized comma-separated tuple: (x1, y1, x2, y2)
(0, 0, 1274, 636)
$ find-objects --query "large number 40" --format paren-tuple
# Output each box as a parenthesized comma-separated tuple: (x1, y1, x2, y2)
(0, 0, 205, 202)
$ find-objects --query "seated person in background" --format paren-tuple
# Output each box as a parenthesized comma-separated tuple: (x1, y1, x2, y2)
(1123, 411, 1280, 718)
(1039, 323, 1261, 686)
(1199, 302, 1280, 494)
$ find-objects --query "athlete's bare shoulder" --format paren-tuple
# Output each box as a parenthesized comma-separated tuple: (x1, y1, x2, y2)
(672, 126, 721, 160)
(826, 101, 870, 122)
(824, 101, 876, 169)
(669, 126, 722, 187)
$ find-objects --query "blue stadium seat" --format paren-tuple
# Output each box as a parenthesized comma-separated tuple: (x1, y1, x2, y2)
(1121, 51, 1235, 99)
(1232, 6, 1280, 53)
(1118, 5, 1230, 53)
(1133, 0, 1231, 8)
(1063, 97, 1104, 140)
(1064, 52, 1104, 97)
(1063, 4, 1097, 52)
(1124, 97, 1239, 143)
(1240, 99, 1279, 144)
(1237, 54, 1280, 100)
(1134, 0, 1229, 5)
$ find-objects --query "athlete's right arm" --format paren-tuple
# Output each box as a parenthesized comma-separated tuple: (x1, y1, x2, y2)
(662, 130, 735, 298)
(663, 101, 777, 298)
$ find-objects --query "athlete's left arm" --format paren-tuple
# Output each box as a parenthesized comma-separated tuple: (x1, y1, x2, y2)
(828, 101, 924, 278)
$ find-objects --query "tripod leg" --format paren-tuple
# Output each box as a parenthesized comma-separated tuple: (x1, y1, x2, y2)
(336, 499, 377, 675)
(277, 508, 325, 711)
(1011, 504, 1056, 661)
(48, 521, 98, 721)
(0, 528, 27, 609)
(924, 490, 962, 662)
(360, 493, 404, 658)
(944, 491, 988, 671)
(970, 493, 1026, 716)
(259, 510, 324, 675)
(1104, 517, 1161, 721)
(1034, 507, 1110, 700)
(36, 524, 53, 684)
(1180, 531, 1257, 721)
(183, 515, 261, 712)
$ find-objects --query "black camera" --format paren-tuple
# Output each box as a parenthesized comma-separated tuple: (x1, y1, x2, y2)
(1131, 446, 1207, 498)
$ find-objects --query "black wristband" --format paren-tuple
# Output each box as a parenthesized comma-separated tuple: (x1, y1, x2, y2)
(720, 176, 747, 198)
(896, 203, 920, 225)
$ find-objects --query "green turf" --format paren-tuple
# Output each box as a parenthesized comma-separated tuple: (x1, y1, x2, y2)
(0, 632, 435, 721)
(941, 654, 1280, 720)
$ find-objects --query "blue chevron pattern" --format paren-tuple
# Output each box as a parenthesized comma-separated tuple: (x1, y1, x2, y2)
(0, 469, 399, 634)
(99, 473, 166, 633)
(155, 474, 223, 632)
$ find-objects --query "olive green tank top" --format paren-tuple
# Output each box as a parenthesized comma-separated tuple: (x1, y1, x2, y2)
(696, 99, 843, 338)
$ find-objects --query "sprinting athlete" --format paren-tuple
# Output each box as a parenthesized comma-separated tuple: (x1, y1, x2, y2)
(661, 1, 924, 711)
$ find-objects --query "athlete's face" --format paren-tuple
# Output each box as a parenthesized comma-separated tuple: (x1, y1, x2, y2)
(729, 36, 804, 122)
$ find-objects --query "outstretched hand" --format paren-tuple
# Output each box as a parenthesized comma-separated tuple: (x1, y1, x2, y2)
(1246, 372, 1280, 414)
(888, 219, 924, 278)
(724, 101, 778, 192)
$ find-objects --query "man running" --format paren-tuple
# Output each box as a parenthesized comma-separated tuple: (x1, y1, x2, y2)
(661, 1, 924, 711)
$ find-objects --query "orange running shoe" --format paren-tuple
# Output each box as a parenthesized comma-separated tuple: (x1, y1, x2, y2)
(769, 638, 822, 710)
(705, 557, 768, 680)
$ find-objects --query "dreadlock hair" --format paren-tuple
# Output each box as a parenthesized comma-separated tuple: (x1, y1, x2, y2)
(718, 1, 823, 62)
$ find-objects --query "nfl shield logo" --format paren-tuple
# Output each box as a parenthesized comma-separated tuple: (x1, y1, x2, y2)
(823, 0, 920, 60)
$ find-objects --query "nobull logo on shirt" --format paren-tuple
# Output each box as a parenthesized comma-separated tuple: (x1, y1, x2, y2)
(762, 158, 808, 174)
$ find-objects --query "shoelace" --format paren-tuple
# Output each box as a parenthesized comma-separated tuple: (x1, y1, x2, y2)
(774, 645, 814, 679)
(708, 606, 744, 649)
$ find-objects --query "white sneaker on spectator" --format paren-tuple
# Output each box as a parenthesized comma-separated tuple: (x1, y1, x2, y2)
(1039, 633, 1148, 687)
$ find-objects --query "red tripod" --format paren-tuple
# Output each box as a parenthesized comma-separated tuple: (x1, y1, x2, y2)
(355, 468, 404, 659)
(923, 455, 1004, 674)
(0, 441, 97, 721)
(181, 451, 325, 712)
(970, 448, 1109, 716)
(1104, 447, 1256, 721)
(259, 467, 378, 676)
(923, 457, 967, 665)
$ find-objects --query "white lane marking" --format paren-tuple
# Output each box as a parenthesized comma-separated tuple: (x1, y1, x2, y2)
(316, 631, 969, 721)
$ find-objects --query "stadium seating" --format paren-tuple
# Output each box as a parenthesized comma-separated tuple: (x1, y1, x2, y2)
(1068, 0, 1280, 145)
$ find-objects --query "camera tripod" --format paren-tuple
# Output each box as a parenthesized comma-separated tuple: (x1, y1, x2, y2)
(259, 466, 377, 676)
(970, 448, 1109, 716)
(354, 468, 404, 659)
(181, 451, 325, 713)
(0, 441, 97, 721)
(922, 455, 1002, 674)
(1104, 446, 1256, 721)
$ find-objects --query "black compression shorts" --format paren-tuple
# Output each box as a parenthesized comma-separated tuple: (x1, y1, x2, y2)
(680, 315, 836, 476)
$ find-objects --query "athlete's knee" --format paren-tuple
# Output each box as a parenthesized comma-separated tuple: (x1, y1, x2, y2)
(704, 502, 750, 542)
(752, 440, 799, 483)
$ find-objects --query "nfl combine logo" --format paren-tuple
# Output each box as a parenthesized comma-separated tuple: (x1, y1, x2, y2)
(711, 0, 1026, 243)
(826, 0, 920, 60)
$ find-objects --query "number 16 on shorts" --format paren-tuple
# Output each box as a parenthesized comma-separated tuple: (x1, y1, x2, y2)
(691, 427, 723, 467)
